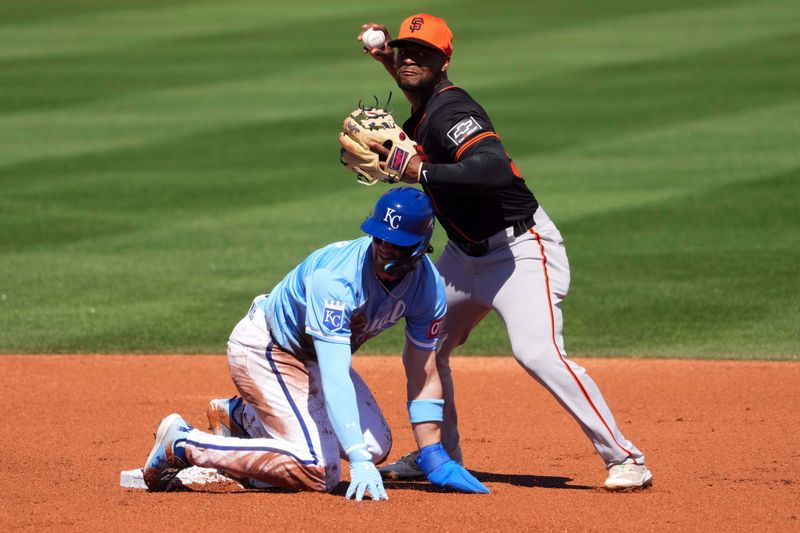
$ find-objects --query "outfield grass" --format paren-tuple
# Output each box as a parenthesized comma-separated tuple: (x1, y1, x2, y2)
(1, 0, 798, 358)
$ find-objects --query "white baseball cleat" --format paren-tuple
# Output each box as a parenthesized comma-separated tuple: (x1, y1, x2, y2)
(604, 461, 653, 491)
(378, 446, 463, 480)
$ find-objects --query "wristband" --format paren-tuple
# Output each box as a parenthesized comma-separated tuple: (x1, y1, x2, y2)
(415, 442, 451, 476)
(407, 399, 444, 424)
(419, 162, 430, 184)
(346, 443, 372, 463)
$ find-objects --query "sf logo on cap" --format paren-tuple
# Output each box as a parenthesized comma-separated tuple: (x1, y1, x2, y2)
(410, 17, 424, 32)
(383, 207, 402, 229)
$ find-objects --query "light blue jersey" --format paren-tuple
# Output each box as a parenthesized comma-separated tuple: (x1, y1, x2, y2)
(260, 237, 446, 359)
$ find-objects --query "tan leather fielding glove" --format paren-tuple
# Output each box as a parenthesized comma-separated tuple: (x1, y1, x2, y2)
(339, 105, 417, 185)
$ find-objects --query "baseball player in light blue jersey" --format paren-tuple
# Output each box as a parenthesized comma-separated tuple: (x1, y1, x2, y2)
(142, 187, 489, 500)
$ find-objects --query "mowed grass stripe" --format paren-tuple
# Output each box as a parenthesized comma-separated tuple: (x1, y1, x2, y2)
(486, 31, 800, 159)
(0, 0, 194, 28)
(0, 117, 367, 251)
(564, 167, 800, 359)
(0, 0, 409, 60)
(0, 13, 395, 115)
(0, 15, 395, 167)
(456, 0, 799, 86)
(7, 10, 783, 225)
(2, 2, 794, 165)
(523, 99, 799, 358)
(5, 95, 796, 254)
(521, 99, 800, 223)
(0, 188, 388, 353)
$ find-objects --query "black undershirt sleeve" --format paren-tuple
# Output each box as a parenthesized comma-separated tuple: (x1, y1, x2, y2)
(420, 139, 517, 194)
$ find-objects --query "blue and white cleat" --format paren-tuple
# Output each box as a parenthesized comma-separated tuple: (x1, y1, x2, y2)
(143, 413, 192, 491)
(206, 397, 246, 438)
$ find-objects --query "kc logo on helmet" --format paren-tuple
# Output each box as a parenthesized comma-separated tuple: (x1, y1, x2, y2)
(410, 17, 424, 32)
(383, 207, 402, 229)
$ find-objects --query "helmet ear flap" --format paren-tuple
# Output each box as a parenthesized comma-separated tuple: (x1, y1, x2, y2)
(383, 236, 430, 275)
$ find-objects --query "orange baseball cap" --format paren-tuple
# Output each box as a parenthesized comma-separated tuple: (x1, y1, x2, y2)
(388, 13, 453, 58)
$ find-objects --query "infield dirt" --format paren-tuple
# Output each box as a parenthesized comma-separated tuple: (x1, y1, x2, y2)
(2, 355, 798, 531)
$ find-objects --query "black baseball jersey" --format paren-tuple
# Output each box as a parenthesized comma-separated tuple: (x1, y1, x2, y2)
(403, 80, 538, 244)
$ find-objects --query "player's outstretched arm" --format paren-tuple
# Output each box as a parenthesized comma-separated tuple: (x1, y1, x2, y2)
(402, 343, 490, 494)
(315, 339, 388, 501)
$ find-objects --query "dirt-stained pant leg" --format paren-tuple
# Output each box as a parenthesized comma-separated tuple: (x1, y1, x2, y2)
(492, 207, 645, 467)
(184, 303, 391, 492)
(233, 358, 392, 465)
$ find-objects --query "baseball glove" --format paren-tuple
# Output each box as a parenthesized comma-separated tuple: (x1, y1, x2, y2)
(339, 98, 417, 186)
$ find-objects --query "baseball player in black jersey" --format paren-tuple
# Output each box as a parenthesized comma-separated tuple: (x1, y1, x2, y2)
(357, 13, 653, 490)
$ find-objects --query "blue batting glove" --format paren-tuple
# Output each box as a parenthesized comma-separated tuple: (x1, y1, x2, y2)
(416, 443, 490, 494)
(346, 460, 389, 501)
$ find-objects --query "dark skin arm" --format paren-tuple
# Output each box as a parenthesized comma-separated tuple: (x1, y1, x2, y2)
(359, 24, 451, 183)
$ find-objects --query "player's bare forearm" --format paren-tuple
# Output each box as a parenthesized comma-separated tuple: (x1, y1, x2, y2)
(403, 344, 443, 448)
(402, 344, 442, 401)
